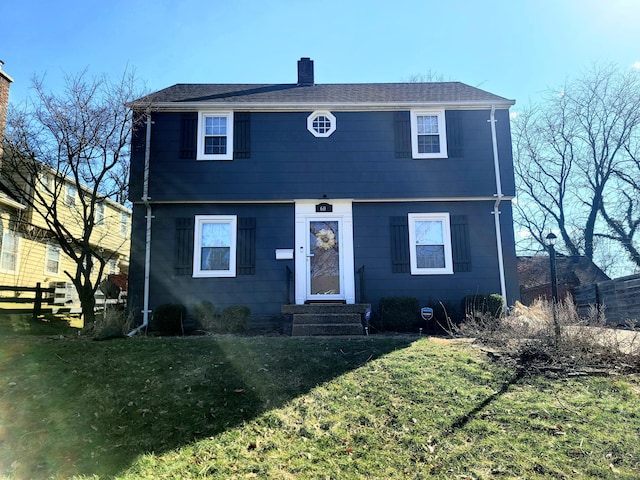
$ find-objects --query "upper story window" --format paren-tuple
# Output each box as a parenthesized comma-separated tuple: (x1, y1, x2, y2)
(410, 110, 448, 159)
(120, 212, 128, 236)
(193, 215, 237, 278)
(40, 172, 52, 192)
(65, 184, 77, 206)
(197, 112, 234, 160)
(95, 202, 105, 226)
(307, 111, 336, 138)
(408, 213, 453, 275)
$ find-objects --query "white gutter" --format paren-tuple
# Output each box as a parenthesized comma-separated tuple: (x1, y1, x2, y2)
(132, 100, 515, 113)
(489, 105, 508, 307)
(128, 109, 153, 336)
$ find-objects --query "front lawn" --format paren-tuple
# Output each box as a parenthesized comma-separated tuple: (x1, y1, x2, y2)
(0, 315, 638, 479)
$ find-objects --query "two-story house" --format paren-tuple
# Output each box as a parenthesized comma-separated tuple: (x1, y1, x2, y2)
(0, 63, 130, 308)
(127, 58, 519, 333)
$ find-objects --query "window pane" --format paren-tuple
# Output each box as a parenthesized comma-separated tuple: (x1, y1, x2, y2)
(46, 246, 60, 273)
(201, 247, 230, 270)
(415, 220, 443, 245)
(205, 116, 227, 136)
(201, 223, 231, 247)
(417, 115, 439, 134)
(204, 136, 227, 155)
(313, 115, 331, 134)
(200, 222, 231, 270)
(1, 232, 16, 271)
(418, 135, 440, 153)
(416, 245, 445, 268)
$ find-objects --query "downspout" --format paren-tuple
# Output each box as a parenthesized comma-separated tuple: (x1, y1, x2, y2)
(128, 108, 153, 336)
(489, 105, 508, 307)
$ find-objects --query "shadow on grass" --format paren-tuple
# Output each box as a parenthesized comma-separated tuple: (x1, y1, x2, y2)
(446, 367, 526, 433)
(0, 324, 416, 479)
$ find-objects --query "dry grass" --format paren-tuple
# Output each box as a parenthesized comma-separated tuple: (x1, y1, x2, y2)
(453, 297, 640, 374)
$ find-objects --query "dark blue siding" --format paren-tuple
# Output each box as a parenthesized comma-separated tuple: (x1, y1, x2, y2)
(129, 109, 515, 203)
(352, 201, 519, 317)
(128, 203, 295, 326)
(128, 199, 519, 326)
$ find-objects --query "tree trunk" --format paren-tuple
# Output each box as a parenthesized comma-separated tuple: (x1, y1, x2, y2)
(79, 284, 96, 325)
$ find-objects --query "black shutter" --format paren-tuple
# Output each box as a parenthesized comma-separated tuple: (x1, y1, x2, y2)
(446, 110, 464, 158)
(237, 217, 256, 275)
(180, 113, 198, 160)
(451, 215, 471, 272)
(234, 112, 251, 159)
(175, 217, 194, 275)
(390, 216, 410, 273)
(394, 111, 412, 158)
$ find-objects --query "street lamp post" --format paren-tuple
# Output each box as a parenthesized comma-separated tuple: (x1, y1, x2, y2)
(545, 232, 560, 344)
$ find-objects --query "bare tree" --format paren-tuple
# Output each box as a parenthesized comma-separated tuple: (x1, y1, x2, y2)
(513, 62, 640, 272)
(1, 69, 145, 323)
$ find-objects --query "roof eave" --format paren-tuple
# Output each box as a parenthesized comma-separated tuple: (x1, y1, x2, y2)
(130, 99, 516, 112)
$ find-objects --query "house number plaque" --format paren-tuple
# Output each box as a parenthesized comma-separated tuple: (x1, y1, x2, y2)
(315, 203, 333, 213)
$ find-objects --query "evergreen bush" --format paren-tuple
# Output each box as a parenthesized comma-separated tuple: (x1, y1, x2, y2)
(220, 305, 250, 333)
(153, 303, 186, 335)
(379, 296, 419, 332)
(463, 294, 504, 319)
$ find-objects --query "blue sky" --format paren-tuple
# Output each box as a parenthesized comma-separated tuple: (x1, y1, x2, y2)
(2, 0, 640, 109)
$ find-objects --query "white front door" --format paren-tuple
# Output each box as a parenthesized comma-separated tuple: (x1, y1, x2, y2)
(294, 200, 355, 304)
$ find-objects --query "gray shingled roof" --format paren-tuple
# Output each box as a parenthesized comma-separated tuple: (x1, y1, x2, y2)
(134, 82, 514, 108)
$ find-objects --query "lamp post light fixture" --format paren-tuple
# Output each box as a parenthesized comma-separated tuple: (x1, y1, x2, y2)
(545, 232, 560, 344)
(545, 232, 558, 303)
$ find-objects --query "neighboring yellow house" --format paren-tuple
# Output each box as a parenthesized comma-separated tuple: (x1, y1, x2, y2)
(0, 171, 131, 305)
(0, 61, 130, 309)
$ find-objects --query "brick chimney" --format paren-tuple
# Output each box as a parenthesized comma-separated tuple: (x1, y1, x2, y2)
(297, 57, 314, 86)
(0, 60, 13, 141)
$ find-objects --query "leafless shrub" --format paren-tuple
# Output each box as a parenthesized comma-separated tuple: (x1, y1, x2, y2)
(90, 304, 135, 339)
(452, 297, 640, 374)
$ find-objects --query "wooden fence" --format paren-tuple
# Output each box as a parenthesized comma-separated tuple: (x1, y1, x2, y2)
(0, 283, 56, 320)
(0, 280, 128, 321)
(574, 273, 640, 325)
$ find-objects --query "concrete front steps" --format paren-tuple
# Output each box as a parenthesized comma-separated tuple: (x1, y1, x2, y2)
(282, 303, 371, 336)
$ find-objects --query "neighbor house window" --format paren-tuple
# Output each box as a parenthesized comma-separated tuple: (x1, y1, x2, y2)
(410, 110, 448, 159)
(108, 258, 117, 274)
(120, 213, 128, 236)
(45, 244, 61, 275)
(95, 202, 105, 225)
(307, 111, 336, 137)
(193, 215, 237, 277)
(197, 112, 234, 160)
(65, 184, 77, 206)
(0, 231, 18, 273)
(408, 213, 453, 274)
(40, 172, 52, 191)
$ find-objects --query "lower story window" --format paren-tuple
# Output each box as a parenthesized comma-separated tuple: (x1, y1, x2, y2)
(0, 231, 18, 273)
(193, 215, 237, 277)
(45, 244, 61, 275)
(408, 213, 453, 275)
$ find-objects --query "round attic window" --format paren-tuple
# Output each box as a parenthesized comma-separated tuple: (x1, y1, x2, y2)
(307, 111, 336, 137)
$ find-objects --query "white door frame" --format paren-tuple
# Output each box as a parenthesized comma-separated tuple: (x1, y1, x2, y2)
(294, 200, 355, 304)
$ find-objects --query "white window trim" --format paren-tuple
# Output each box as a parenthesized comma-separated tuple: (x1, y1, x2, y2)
(410, 110, 448, 159)
(45, 244, 61, 276)
(0, 230, 19, 274)
(408, 212, 453, 275)
(197, 111, 234, 161)
(307, 111, 336, 138)
(193, 215, 237, 278)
